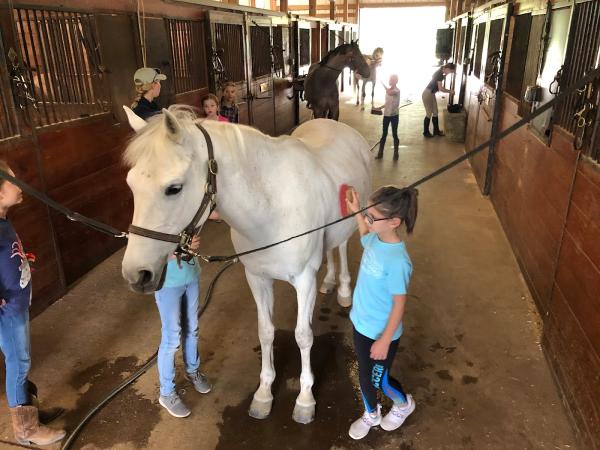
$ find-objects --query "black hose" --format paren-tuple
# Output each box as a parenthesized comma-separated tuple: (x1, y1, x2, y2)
(60, 259, 237, 450)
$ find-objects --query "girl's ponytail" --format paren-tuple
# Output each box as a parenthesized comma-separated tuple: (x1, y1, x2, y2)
(370, 185, 419, 234)
(131, 82, 153, 109)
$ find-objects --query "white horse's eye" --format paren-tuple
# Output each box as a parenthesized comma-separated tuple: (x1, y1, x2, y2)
(165, 184, 183, 196)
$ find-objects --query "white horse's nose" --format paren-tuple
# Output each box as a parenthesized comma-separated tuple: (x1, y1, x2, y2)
(122, 263, 155, 293)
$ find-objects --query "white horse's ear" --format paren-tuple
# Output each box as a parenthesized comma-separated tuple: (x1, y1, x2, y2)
(162, 108, 183, 144)
(123, 106, 147, 132)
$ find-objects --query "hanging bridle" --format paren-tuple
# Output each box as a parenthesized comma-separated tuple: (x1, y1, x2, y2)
(127, 122, 218, 261)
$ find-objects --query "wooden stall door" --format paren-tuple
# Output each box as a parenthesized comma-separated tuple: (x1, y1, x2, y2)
(272, 22, 294, 135)
(206, 11, 249, 125)
(247, 15, 275, 135)
(96, 14, 139, 123)
(143, 17, 176, 107)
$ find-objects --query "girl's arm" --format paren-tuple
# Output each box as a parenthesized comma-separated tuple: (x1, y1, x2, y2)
(346, 190, 368, 236)
(370, 295, 407, 360)
(437, 81, 454, 95)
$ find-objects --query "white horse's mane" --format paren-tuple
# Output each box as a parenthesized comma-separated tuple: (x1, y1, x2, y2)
(123, 105, 204, 168)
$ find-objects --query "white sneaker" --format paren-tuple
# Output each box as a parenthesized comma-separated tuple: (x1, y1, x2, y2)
(348, 404, 381, 440)
(380, 394, 415, 431)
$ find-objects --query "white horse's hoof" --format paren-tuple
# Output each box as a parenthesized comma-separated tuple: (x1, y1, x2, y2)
(337, 293, 352, 308)
(360, 106, 365, 111)
(319, 280, 336, 295)
(292, 402, 315, 424)
(249, 397, 272, 419)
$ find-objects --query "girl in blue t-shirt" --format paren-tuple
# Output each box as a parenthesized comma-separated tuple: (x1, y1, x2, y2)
(345, 185, 418, 440)
(155, 231, 214, 418)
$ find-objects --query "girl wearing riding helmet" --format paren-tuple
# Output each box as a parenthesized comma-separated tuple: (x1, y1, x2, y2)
(131, 67, 167, 120)
(345, 185, 418, 440)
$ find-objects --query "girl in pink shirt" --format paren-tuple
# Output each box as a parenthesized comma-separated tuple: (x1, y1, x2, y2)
(202, 94, 229, 122)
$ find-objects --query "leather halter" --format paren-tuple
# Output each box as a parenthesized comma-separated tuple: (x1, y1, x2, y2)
(128, 122, 218, 259)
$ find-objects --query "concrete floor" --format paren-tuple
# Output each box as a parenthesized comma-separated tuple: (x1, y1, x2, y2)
(0, 94, 578, 450)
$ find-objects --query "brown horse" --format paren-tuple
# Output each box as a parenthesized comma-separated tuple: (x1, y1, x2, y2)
(304, 42, 370, 120)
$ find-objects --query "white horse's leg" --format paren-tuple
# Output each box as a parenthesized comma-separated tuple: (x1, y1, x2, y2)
(361, 81, 366, 111)
(371, 78, 376, 106)
(245, 270, 276, 419)
(337, 240, 352, 307)
(319, 249, 336, 294)
(291, 266, 317, 424)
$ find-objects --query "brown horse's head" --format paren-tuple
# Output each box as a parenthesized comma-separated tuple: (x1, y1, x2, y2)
(347, 41, 371, 78)
(320, 41, 370, 78)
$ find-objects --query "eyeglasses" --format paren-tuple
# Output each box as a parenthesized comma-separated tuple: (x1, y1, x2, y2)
(363, 211, 389, 225)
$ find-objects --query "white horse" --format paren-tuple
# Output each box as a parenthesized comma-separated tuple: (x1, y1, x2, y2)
(121, 106, 371, 423)
(354, 47, 384, 110)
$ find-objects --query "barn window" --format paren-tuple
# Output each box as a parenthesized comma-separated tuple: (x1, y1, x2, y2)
(299, 28, 310, 67)
(167, 19, 207, 94)
(251, 25, 272, 78)
(457, 25, 466, 64)
(529, 7, 571, 142)
(484, 19, 503, 88)
(556, 0, 600, 161)
(518, 14, 545, 117)
(13, 8, 107, 127)
(214, 23, 245, 83)
(473, 23, 486, 78)
(505, 14, 532, 101)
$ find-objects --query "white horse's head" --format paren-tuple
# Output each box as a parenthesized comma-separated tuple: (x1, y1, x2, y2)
(121, 106, 210, 293)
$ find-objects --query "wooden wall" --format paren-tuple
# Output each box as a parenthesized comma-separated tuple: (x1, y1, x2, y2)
(457, 1, 600, 447)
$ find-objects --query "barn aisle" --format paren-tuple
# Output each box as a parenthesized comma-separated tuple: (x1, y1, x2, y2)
(0, 94, 578, 450)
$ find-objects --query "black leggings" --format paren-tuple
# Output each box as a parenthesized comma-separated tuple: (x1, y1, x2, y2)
(353, 327, 407, 413)
(381, 115, 399, 147)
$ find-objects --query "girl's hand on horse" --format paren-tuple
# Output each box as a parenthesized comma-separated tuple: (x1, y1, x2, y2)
(370, 338, 390, 360)
(346, 189, 360, 214)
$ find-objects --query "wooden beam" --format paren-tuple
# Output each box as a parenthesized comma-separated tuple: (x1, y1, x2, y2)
(315, 12, 357, 17)
(271, 0, 276, 9)
(280, 0, 288, 12)
(309, 0, 317, 15)
(343, 0, 348, 21)
(360, 1, 444, 7)
(330, 0, 335, 19)
(287, 4, 358, 11)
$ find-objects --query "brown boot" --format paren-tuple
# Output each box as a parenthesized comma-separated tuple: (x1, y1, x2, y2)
(9, 405, 66, 446)
(28, 380, 64, 424)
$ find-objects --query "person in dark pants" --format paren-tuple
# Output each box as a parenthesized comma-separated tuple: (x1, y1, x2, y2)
(131, 67, 167, 120)
(345, 186, 418, 440)
(422, 63, 456, 138)
(375, 74, 401, 161)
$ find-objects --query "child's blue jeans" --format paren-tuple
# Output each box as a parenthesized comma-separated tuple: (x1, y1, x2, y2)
(155, 282, 200, 396)
(0, 309, 31, 407)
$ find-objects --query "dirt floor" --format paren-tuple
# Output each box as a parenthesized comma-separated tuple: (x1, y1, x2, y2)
(0, 93, 579, 450)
